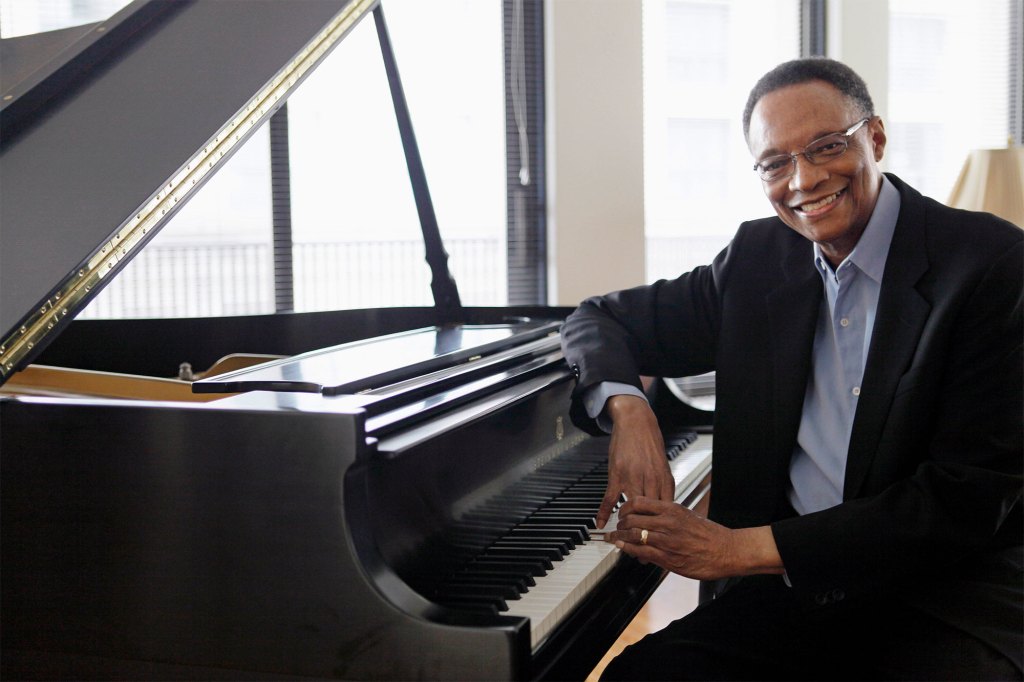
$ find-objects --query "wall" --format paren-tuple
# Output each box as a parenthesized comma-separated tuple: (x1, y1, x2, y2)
(545, 0, 646, 306)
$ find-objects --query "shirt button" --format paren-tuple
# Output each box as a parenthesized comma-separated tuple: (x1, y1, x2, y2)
(840, 318, 850, 327)
(852, 387, 861, 396)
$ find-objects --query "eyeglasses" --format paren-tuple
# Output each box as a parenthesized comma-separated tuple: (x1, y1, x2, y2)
(752, 117, 871, 182)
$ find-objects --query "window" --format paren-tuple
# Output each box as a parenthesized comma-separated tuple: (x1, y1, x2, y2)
(81, 126, 275, 318)
(0, 0, 130, 36)
(4, 0, 510, 318)
(286, 0, 506, 311)
(643, 0, 800, 282)
(887, 0, 1013, 200)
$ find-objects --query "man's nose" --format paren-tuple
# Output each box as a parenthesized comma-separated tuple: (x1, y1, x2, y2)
(788, 154, 827, 192)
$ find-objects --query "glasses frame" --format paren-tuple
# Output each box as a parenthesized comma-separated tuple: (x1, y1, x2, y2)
(753, 117, 872, 182)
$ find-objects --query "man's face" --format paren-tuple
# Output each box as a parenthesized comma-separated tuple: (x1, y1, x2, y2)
(747, 80, 886, 266)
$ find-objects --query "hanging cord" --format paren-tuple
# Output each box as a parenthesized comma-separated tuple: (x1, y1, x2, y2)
(511, 0, 530, 186)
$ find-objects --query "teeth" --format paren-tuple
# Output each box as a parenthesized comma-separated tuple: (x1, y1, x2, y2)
(800, 190, 841, 212)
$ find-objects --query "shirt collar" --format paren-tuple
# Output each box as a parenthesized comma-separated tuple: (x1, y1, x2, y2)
(813, 175, 901, 284)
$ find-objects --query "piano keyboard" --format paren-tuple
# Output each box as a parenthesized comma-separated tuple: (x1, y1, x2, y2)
(430, 432, 712, 651)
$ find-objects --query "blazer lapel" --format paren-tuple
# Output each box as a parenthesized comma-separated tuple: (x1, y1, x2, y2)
(766, 237, 822, 474)
(844, 185, 931, 499)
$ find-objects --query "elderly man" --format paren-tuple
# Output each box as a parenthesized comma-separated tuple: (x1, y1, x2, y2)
(561, 58, 1022, 680)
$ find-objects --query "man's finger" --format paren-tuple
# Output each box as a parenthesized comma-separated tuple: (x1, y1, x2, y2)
(595, 487, 620, 529)
(659, 474, 675, 502)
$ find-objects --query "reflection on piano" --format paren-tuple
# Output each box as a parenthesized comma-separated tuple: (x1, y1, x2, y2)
(0, 2, 712, 679)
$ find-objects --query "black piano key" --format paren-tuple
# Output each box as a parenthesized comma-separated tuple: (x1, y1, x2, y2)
(447, 573, 532, 593)
(528, 513, 597, 527)
(478, 548, 557, 567)
(459, 512, 519, 523)
(435, 583, 521, 601)
(562, 495, 600, 504)
(491, 539, 570, 556)
(468, 558, 549, 576)
(508, 523, 583, 536)
(507, 527, 583, 546)
(453, 568, 536, 588)
(528, 507, 598, 515)
(517, 520, 590, 533)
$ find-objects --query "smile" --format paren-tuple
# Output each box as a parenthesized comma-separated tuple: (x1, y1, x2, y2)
(796, 188, 846, 214)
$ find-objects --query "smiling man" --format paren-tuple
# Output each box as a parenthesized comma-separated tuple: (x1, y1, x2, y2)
(560, 58, 1022, 680)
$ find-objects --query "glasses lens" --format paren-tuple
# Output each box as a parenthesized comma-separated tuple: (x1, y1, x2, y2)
(758, 155, 792, 180)
(805, 134, 848, 163)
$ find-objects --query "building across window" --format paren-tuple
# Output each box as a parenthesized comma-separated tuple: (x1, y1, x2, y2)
(887, 0, 1013, 201)
(643, 0, 800, 283)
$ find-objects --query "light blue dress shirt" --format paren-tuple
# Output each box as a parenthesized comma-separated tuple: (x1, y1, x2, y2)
(788, 177, 900, 514)
(584, 177, 901, 517)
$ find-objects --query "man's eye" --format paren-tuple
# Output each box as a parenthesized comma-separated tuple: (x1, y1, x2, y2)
(810, 140, 844, 155)
(761, 157, 790, 172)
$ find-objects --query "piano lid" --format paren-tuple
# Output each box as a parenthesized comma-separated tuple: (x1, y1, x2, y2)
(0, 0, 376, 384)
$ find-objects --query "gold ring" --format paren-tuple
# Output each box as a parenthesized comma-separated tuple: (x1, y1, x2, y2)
(640, 529, 649, 545)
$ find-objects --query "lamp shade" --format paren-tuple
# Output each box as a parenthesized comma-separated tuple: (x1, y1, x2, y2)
(946, 146, 1024, 228)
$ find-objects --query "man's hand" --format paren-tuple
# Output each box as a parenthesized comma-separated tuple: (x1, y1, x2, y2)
(597, 395, 675, 529)
(608, 496, 785, 580)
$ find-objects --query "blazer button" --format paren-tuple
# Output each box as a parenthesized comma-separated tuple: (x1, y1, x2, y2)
(832, 589, 845, 602)
(814, 593, 829, 606)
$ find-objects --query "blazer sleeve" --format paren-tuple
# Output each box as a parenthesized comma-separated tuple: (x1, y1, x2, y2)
(771, 238, 1023, 599)
(559, 230, 740, 432)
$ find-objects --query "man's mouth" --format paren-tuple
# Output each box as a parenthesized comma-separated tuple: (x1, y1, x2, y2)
(795, 188, 845, 214)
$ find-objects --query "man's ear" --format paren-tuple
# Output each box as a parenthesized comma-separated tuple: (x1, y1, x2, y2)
(870, 117, 887, 162)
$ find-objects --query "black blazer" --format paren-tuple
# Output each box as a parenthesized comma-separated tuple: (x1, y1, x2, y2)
(560, 174, 1023, 667)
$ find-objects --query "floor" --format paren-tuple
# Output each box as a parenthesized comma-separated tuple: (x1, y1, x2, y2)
(585, 573, 700, 681)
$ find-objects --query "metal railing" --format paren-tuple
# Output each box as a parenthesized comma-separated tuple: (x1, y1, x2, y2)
(80, 235, 727, 319)
(81, 238, 507, 319)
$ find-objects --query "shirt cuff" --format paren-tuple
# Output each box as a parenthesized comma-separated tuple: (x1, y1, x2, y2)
(583, 382, 648, 433)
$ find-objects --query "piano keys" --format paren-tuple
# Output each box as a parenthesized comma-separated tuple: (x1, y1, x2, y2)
(503, 434, 712, 650)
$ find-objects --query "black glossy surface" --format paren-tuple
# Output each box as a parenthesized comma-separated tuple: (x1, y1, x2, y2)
(32, 306, 571, 378)
(193, 321, 560, 395)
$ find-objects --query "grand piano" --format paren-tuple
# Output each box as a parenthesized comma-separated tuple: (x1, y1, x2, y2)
(0, 1, 712, 679)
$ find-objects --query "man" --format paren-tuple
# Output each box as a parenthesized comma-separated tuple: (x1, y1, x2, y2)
(561, 57, 1022, 680)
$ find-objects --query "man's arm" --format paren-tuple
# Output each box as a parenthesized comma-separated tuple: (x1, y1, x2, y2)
(561, 246, 726, 536)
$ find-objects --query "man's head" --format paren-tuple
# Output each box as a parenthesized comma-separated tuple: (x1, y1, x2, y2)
(744, 58, 887, 266)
